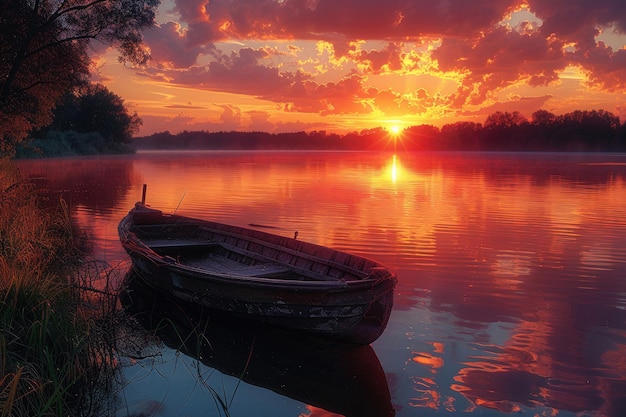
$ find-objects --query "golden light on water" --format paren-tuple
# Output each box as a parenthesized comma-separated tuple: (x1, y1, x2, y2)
(385, 122, 407, 152)
(15, 152, 626, 417)
(375, 153, 410, 185)
(391, 154, 398, 183)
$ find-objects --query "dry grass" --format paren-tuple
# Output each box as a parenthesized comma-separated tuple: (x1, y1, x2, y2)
(1, 161, 116, 417)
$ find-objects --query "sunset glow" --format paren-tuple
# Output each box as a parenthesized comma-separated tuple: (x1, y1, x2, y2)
(93, 1, 626, 136)
(15, 151, 626, 416)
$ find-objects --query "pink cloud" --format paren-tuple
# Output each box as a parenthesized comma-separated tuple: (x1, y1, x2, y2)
(575, 42, 626, 91)
(434, 26, 567, 106)
(218, 104, 241, 125)
(460, 95, 554, 119)
(132, 0, 626, 126)
(136, 110, 330, 136)
(528, 0, 626, 45)
(143, 22, 206, 68)
(178, 0, 519, 41)
(142, 48, 377, 115)
(352, 42, 405, 74)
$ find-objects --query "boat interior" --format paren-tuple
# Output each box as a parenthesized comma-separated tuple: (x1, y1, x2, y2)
(129, 220, 373, 282)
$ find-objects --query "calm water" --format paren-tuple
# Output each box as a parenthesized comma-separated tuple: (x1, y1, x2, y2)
(17, 151, 626, 417)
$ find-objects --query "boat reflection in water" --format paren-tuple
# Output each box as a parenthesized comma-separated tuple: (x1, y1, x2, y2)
(119, 271, 395, 417)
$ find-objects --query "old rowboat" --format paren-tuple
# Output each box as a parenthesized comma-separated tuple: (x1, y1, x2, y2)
(118, 201, 397, 344)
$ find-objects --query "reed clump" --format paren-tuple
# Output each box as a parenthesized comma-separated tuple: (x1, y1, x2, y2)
(1, 161, 115, 417)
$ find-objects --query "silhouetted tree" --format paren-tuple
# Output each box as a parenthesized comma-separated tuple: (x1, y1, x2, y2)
(531, 110, 557, 126)
(404, 124, 441, 150)
(548, 110, 621, 151)
(440, 121, 482, 150)
(47, 84, 142, 144)
(484, 111, 528, 129)
(132, 108, 624, 152)
(0, 0, 159, 157)
(482, 111, 529, 149)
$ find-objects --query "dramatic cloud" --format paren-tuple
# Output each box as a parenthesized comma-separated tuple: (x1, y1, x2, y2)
(433, 25, 567, 106)
(575, 42, 626, 91)
(112, 0, 626, 134)
(184, 0, 519, 41)
(528, 0, 626, 44)
(143, 22, 206, 68)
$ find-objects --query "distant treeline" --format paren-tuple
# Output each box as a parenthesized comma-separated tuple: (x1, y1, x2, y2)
(134, 109, 626, 152)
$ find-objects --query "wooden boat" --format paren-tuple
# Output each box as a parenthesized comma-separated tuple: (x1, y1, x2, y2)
(118, 200, 397, 345)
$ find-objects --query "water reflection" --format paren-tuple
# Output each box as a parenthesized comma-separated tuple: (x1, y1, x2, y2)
(14, 151, 626, 416)
(16, 156, 137, 214)
(120, 272, 395, 417)
(16, 156, 138, 264)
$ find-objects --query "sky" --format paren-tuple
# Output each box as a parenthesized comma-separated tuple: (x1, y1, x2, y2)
(92, 0, 626, 136)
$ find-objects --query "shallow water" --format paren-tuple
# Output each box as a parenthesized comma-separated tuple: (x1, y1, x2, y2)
(17, 151, 626, 417)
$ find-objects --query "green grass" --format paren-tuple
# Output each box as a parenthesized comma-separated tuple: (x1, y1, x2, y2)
(1, 161, 116, 416)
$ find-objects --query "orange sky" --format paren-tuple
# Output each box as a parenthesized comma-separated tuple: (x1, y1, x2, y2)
(91, 0, 626, 136)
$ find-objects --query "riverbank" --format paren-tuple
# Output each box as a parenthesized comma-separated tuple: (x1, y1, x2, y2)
(14, 130, 135, 159)
(0, 161, 117, 416)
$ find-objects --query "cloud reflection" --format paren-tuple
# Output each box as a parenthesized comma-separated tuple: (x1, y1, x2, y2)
(15, 151, 626, 417)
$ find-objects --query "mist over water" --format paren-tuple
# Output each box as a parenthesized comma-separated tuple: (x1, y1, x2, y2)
(17, 151, 626, 416)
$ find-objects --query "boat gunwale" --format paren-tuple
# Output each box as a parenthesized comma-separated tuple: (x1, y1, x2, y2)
(118, 202, 397, 344)
(130, 216, 375, 279)
(120, 204, 393, 287)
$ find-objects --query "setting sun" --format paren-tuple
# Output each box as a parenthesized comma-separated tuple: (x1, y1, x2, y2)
(5, 2, 626, 416)
(91, 1, 626, 137)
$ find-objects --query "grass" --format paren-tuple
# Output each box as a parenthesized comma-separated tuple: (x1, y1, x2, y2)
(1, 160, 117, 417)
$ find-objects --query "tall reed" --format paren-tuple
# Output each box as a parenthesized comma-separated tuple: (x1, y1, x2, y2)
(1, 161, 116, 417)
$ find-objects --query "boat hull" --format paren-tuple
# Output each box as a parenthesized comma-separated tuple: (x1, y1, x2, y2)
(119, 203, 396, 344)
(120, 272, 396, 417)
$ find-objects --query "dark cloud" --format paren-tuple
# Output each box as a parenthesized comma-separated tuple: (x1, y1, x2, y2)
(575, 43, 626, 91)
(143, 48, 375, 115)
(143, 21, 212, 68)
(528, 0, 626, 44)
(180, 0, 519, 41)
(136, 0, 626, 119)
(352, 42, 405, 74)
(434, 26, 567, 106)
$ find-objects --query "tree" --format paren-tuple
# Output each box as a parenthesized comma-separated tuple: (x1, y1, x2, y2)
(51, 84, 142, 144)
(404, 124, 441, 150)
(482, 111, 529, 150)
(440, 121, 482, 150)
(555, 110, 621, 150)
(0, 0, 159, 157)
(531, 109, 557, 126)
(484, 111, 528, 129)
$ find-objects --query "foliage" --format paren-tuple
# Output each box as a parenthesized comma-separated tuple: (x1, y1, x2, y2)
(0, 0, 159, 157)
(484, 111, 528, 128)
(49, 84, 143, 145)
(14, 83, 142, 158)
(0, 162, 118, 416)
(16, 130, 136, 158)
(133, 108, 626, 152)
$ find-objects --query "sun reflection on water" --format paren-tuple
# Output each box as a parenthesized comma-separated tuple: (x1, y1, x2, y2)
(391, 154, 398, 183)
(15, 151, 626, 417)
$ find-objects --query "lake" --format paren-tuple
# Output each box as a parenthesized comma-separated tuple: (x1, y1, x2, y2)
(17, 151, 626, 417)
